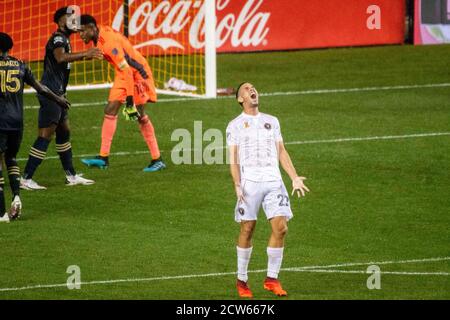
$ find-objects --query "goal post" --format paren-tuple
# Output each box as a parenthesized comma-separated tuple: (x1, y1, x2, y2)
(2, 0, 217, 98)
(204, 0, 217, 98)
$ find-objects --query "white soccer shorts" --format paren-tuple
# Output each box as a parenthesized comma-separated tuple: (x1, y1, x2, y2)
(235, 179, 293, 223)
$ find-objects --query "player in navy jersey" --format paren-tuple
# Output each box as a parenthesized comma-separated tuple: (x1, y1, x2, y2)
(20, 7, 103, 190)
(0, 32, 70, 222)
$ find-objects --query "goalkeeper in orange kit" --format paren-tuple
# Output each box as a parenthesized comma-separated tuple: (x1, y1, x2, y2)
(78, 15, 165, 172)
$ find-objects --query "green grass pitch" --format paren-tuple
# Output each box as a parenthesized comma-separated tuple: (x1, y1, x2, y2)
(0, 44, 449, 299)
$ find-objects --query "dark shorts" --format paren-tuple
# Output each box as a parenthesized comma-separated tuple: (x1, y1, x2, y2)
(38, 94, 68, 128)
(0, 130, 23, 157)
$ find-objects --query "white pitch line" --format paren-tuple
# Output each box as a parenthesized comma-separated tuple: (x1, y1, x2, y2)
(284, 132, 450, 145)
(0, 271, 243, 292)
(0, 256, 448, 292)
(261, 82, 450, 97)
(286, 269, 450, 276)
(15, 150, 150, 162)
(23, 82, 450, 109)
(14, 131, 450, 162)
(283, 256, 450, 271)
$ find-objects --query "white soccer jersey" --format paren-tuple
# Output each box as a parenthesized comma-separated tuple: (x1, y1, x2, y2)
(226, 112, 283, 182)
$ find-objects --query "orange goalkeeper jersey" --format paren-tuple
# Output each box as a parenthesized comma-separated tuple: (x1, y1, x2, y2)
(96, 25, 156, 103)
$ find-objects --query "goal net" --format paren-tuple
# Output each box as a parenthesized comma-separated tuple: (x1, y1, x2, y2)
(1, 0, 216, 97)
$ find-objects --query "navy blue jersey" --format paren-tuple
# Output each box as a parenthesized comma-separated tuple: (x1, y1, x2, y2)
(41, 30, 71, 95)
(0, 55, 35, 130)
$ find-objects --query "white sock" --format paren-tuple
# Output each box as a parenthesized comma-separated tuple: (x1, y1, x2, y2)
(267, 247, 284, 279)
(237, 246, 253, 282)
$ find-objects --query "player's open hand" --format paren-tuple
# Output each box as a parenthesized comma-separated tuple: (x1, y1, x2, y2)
(291, 176, 309, 198)
(57, 96, 71, 109)
(86, 47, 103, 60)
(235, 184, 245, 203)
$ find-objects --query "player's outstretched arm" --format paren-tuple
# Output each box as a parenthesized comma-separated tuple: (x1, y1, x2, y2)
(53, 47, 103, 63)
(23, 64, 70, 109)
(115, 59, 139, 120)
(229, 145, 245, 203)
(29, 79, 70, 109)
(278, 141, 310, 198)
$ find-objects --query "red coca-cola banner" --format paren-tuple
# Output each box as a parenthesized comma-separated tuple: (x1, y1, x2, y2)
(120, 0, 406, 55)
(2, 0, 405, 61)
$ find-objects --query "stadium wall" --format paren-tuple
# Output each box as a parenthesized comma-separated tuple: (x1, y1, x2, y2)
(2, 0, 407, 62)
(214, 0, 406, 52)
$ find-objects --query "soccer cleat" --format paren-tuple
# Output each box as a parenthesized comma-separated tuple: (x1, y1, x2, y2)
(143, 159, 166, 172)
(263, 277, 287, 296)
(9, 195, 22, 220)
(0, 213, 10, 223)
(20, 177, 47, 190)
(81, 155, 109, 169)
(236, 279, 253, 298)
(65, 174, 95, 186)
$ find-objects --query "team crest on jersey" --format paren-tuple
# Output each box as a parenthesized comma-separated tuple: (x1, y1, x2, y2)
(53, 36, 64, 45)
(244, 122, 249, 128)
(264, 123, 271, 130)
(238, 207, 245, 215)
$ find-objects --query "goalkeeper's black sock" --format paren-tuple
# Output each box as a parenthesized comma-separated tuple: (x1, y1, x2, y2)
(5, 158, 20, 198)
(23, 137, 50, 179)
(56, 132, 76, 176)
(96, 155, 109, 166)
(0, 171, 5, 216)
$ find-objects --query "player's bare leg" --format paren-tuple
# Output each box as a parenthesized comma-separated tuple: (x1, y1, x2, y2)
(39, 125, 57, 140)
(21, 124, 57, 190)
(238, 220, 256, 248)
(137, 104, 166, 172)
(105, 100, 122, 116)
(268, 216, 288, 248)
(81, 101, 121, 169)
(56, 120, 94, 186)
(236, 220, 256, 298)
(264, 216, 288, 296)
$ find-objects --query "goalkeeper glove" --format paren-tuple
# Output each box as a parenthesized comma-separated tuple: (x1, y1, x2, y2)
(122, 96, 140, 121)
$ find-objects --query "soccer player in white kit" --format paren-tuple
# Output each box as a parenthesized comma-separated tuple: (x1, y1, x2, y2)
(226, 82, 310, 298)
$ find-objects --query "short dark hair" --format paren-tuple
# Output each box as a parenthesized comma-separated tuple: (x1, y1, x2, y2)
(0, 32, 13, 52)
(80, 14, 97, 26)
(235, 82, 247, 106)
(235, 82, 246, 100)
(54, 7, 68, 24)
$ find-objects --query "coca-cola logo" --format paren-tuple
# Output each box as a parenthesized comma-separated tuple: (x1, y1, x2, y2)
(112, 0, 271, 51)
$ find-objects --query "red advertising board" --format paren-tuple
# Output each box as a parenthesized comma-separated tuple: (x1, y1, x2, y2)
(212, 0, 405, 52)
(1, 0, 406, 62)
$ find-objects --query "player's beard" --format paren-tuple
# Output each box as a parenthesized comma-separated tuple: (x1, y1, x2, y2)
(61, 26, 76, 36)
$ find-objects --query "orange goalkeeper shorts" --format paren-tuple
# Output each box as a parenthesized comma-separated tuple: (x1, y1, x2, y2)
(109, 67, 157, 105)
